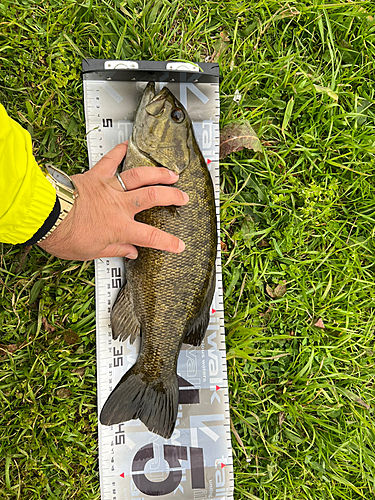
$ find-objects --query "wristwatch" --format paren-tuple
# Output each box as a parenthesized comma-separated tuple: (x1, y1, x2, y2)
(38, 165, 78, 242)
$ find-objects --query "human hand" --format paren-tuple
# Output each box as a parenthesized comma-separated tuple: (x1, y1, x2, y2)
(37, 142, 189, 260)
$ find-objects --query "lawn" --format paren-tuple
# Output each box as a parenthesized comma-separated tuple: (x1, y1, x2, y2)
(1, 0, 375, 499)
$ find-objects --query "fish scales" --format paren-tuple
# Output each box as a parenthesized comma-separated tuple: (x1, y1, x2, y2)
(100, 82, 217, 438)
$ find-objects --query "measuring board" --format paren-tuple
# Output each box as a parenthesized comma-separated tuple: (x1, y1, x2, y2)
(82, 60, 233, 500)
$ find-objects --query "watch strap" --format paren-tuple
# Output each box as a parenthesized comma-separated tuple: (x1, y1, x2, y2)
(37, 197, 73, 243)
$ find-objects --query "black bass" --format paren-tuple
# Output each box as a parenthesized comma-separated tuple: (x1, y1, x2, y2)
(100, 82, 217, 439)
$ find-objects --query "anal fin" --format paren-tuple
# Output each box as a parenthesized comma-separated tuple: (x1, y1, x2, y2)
(111, 284, 140, 343)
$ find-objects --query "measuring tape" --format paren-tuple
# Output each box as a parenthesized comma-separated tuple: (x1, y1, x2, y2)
(83, 60, 233, 500)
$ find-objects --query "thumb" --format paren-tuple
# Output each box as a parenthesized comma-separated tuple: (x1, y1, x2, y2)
(91, 142, 129, 179)
(96, 243, 138, 259)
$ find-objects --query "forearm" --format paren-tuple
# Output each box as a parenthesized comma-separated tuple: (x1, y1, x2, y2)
(0, 103, 57, 245)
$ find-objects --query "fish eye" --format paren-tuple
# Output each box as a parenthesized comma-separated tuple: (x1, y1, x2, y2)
(171, 109, 184, 123)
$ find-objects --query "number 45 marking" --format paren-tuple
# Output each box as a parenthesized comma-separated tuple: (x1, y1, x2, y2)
(131, 444, 204, 496)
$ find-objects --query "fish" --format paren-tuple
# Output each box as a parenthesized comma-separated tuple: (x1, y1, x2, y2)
(99, 82, 217, 439)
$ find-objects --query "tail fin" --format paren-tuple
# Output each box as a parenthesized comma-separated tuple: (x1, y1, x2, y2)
(100, 365, 179, 439)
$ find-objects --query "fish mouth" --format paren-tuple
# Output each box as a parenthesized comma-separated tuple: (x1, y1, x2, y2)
(142, 81, 156, 105)
(149, 86, 169, 102)
(132, 82, 155, 138)
(145, 86, 171, 116)
(137, 84, 172, 118)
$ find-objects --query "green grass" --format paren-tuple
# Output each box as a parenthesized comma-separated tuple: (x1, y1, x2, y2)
(1, 0, 375, 498)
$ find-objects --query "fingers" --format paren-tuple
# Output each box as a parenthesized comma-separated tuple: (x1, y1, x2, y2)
(120, 167, 179, 190)
(126, 186, 189, 215)
(96, 223, 186, 255)
(91, 142, 181, 192)
(108, 167, 180, 192)
(96, 243, 138, 259)
(130, 222, 185, 253)
(91, 142, 128, 178)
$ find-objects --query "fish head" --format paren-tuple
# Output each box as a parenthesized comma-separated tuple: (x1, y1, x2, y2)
(133, 82, 195, 174)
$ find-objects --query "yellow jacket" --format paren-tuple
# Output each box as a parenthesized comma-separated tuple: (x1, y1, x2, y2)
(0, 103, 56, 244)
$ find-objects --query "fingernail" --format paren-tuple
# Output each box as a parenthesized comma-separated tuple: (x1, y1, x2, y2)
(182, 191, 189, 202)
(127, 253, 138, 259)
(169, 170, 179, 180)
(178, 240, 185, 252)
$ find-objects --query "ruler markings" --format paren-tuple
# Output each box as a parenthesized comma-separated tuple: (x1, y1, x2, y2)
(84, 73, 233, 500)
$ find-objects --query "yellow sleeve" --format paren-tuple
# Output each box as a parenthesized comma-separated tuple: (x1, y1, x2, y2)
(0, 103, 57, 244)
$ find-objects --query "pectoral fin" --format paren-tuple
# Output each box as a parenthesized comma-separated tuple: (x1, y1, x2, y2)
(111, 284, 141, 343)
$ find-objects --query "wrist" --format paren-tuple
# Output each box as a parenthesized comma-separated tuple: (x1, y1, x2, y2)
(36, 165, 78, 244)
